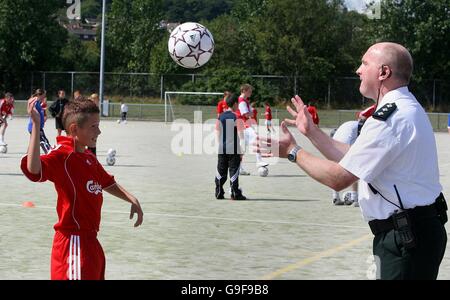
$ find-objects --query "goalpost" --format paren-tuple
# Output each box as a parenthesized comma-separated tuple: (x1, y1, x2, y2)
(164, 91, 224, 123)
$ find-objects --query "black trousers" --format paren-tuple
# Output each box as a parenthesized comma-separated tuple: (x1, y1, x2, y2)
(39, 129, 51, 154)
(215, 154, 241, 193)
(373, 216, 447, 280)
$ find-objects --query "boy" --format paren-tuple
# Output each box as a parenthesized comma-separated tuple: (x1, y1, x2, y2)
(216, 91, 231, 117)
(0, 92, 14, 146)
(49, 90, 69, 136)
(118, 101, 128, 124)
(306, 101, 319, 125)
(27, 89, 51, 154)
(264, 102, 273, 133)
(21, 98, 144, 280)
(235, 84, 268, 175)
(215, 94, 246, 200)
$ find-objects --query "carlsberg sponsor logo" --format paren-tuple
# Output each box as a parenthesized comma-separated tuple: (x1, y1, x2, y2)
(86, 180, 102, 195)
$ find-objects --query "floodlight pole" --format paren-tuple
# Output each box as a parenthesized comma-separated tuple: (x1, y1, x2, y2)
(99, 0, 106, 116)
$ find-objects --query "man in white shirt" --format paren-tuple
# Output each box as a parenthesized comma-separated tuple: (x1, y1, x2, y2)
(258, 42, 447, 280)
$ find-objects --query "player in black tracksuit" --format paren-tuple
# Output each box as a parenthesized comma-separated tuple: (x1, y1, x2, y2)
(215, 94, 246, 200)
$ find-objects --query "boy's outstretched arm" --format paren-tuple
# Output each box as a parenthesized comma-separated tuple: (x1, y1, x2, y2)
(27, 97, 42, 175)
(104, 183, 144, 227)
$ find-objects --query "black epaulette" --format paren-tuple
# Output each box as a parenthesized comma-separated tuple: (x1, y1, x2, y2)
(372, 103, 397, 121)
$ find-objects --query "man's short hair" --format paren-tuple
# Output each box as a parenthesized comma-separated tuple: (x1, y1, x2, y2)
(226, 94, 238, 108)
(62, 99, 100, 131)
(5, 92, 13, 98)
(240, 84, 253, 93)
(380, 43, 414, 84)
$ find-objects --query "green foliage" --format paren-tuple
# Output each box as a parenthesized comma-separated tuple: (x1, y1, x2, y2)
(1, 0, 449, 109)
(107, 0, 164, 72)
(61, 36, 99, 71)
(81, 0, 102, 19)
(163, 0, 232, 22)
(0, 0, 67, 93)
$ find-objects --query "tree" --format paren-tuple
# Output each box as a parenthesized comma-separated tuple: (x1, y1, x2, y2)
(0, 0, 67, 94)
(163, 0, 232, 22)
(106, 0, 164, 72)
(374, 0, 450, 109)
(376, 0, 450, 81)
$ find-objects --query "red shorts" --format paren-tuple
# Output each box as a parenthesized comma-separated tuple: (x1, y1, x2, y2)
(51, 231, 105, 280)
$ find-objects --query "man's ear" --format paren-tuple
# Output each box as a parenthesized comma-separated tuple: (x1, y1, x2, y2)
(67, 123, 78, 135)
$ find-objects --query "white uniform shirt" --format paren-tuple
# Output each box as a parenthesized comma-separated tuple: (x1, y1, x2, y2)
(339, 86, 442, 221)
(238, 101, 250, 116)
(120, 104, 128, 113)
(333, 121, 359, 145)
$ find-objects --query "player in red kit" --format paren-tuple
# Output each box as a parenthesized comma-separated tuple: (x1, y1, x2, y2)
(21, 99, 144, 280)
(0, 92, 14, 146)
(216, 91, 231, 117)
(264, 102, 273, 133)
(306, 102, 319, 125)
(235, 84, 268, 175)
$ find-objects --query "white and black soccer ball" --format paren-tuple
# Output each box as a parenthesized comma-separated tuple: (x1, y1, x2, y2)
(107, 148, 116, 157)
(168, 22, 214, 69)
(258, 166, 269, 177)
(0, 145, 7, 154)
(106, 155, 116, 166)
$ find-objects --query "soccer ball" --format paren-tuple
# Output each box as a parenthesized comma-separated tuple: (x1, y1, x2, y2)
(106, 155, 116, 166)
(168, 22, 214, 69)
(107, 148, 116, 157)
(258, 166, 269, 177)
(0, 145, 7, 154)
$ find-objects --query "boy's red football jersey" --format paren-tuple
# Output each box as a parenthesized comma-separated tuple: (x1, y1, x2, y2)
(216, 99, 229, 115)
(21, 136, 116, 233)
(0, 99, 14, 116)
(265, 106, 272, 120)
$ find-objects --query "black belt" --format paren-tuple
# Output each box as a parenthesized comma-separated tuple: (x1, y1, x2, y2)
(368, 195, 447, 235)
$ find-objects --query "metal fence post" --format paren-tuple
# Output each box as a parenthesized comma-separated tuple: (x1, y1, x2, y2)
(327, 81, 331, 109)
(71, 72, 74, 97)
(30, 72, 34, 95)
(294, 76, 297, 95)
(433, 79, 436, 111)
(160, 75, 164, 102)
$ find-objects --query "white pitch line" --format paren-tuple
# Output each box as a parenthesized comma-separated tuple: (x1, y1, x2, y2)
(0, 202, 367, 229)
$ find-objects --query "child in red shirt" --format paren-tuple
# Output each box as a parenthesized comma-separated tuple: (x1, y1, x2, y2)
(0, 92, 14, 146)
(264, 102, 273, 133)
(216, 91, 231, 117)
(21, 98, 144, 280)
(306, 102, 319, 125)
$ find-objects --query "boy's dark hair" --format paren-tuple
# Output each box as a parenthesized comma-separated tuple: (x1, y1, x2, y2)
(226, 94, 238, 108)
(62, 99, 100, 131)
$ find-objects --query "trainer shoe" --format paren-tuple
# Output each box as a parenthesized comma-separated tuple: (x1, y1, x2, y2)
(215, 186, 225, 199)
(231, 193, 247, 201)
(231, 188, 246, 200)
(353, 199, 360, 207)
(240, 169, 250, 176)
(343, 191, 356, 205)
(333, 198, 345, 205)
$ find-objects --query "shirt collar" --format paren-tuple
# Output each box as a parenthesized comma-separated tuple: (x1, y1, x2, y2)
(56, 135, 76, 152)
(378, 86, 410, 109)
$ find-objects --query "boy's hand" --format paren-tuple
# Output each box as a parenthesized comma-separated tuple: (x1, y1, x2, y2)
(27, 97, 40, 124)
(130, 199, 143, 227)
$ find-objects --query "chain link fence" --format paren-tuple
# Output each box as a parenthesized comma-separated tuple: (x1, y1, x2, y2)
(2, 71, 448, 112)
(11, 99, 450, 132)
